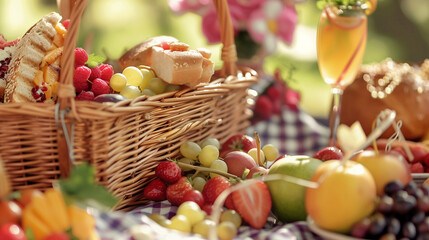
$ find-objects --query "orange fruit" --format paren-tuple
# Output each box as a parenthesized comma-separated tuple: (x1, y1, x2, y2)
(365, 0, 377, 15)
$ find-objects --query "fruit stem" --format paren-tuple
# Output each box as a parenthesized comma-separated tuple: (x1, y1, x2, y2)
(254, 131, 265, 167)
(176, 162, 241, 181)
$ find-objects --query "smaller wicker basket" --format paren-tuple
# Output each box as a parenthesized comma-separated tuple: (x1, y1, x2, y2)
(1, 0, 258, 210)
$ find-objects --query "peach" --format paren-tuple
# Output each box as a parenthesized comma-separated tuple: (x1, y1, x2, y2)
(354, 150, 411, 195)
(305, 160, 376, 234)
(223, 151, 257, 177)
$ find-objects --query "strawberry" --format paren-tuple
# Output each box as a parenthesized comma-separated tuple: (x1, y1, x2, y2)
(182, 189, 205, 208)
(410, 146, 427, 164)
(202, 176, 234, 209)
(155, 161, 182, 184)
(410, 162, 424, 173)
(166, 177, 193, 206)
(143, 179, 167, 201)
(231, 180, 271, 229)
(220, 134, 257, 158)
(254, 95, 274, 120)
(312, 146, 344, 161)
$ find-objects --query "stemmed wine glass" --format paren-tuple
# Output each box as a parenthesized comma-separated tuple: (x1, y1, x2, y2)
(317, 3, 368, 146)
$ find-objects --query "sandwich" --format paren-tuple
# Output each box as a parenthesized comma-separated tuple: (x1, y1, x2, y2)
(0, 35, 19, 102)
(4, 12, 66, 103)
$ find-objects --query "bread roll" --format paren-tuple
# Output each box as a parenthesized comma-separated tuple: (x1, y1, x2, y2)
(340, 58, 429, 141)
(118, 36, 178, 69)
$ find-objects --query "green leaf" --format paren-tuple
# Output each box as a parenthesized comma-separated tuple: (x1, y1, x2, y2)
(59, 163, 118, 210)
(25, 227, 35, 240)
(85, 53, 106, 68)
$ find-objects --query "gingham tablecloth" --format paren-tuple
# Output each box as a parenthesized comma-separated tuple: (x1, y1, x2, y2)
(247, 108, 330, 157)
(93, 200, 323, 240)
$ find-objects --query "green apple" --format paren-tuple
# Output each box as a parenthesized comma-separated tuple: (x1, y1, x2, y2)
(267, 155, 322, 222)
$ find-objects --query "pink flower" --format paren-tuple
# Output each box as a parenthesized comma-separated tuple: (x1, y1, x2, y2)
(247, 0, 297, 53)
(169, 0, 212, 15)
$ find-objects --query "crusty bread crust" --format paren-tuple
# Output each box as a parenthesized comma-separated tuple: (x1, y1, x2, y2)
(4, 12, 61, 103)
(118, 36, 178, 70)
(151, 46, 214, 87)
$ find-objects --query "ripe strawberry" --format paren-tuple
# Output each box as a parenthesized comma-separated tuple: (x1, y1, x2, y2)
(410, 162, 424, 173)
(313, 147, 344, 161)
(231, 180, 272, 229)
(220, 134, 257, 158)
(143, 178, 167, 201)
(284, 88, 300, 111)
(166, 177, 193, 206)
(155, 161, 182, 184)
(89, 65, 101, 81)
(254, 95, 273, 120)
(266, 85, 282, 102)
(62, 19, 70, 30)
(182, 189, 205, 208)
(202, 176, 234, 209)
(410, 146, 427, 164)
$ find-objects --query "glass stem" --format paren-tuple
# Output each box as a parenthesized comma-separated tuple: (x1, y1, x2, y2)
(328, 88, 344, 147)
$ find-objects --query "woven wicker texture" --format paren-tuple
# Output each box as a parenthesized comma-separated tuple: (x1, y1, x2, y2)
(1, 0, 258, 210)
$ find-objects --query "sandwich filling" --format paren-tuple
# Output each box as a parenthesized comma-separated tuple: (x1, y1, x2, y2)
(31, 22, 67, 102)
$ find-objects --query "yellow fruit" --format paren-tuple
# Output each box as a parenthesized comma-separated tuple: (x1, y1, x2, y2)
(33, 71, 44, 86)
(30, 194, 61, 232)
(22, 206, 51, 240)
(44, 188, 70, 231)
(305, 160, 376, 234)
(365, 0, 377, 15)
(68, 205, 95, 240)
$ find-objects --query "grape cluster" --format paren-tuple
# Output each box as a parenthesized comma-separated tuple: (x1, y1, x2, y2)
(350, 180, 429, 239)
(110, 65, 180, 99)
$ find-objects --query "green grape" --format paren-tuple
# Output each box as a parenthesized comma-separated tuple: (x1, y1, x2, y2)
(180, 141, 201, 160)
(148, 77, 167, 94)
(141, 88, 155, 96)
(209, 159, 228, 178)
(177, 201, 205, 226)
(192, 219, 215, 238)
(148, 213, 171, 228)
(198, 138, 220, 149)
(120, 85, 142, 99)
(169, 215, 191, 233)
(248, 148, 265, 165)
(123, 66, 143, 87)
(199, 145, 219, 167)
(165, 84, 181, 92)
(217, 221, 237, 240)
(110, 73, 127, 92)
(139, 68, 155, 90)
(192, 176, 207, 192)
(262, 144, 279, 162)
(178, 157, 195, 172)
(220, 210, 242, 229)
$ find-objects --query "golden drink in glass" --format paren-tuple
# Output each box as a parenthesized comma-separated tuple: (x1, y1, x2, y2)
(317, 5, 368, 146)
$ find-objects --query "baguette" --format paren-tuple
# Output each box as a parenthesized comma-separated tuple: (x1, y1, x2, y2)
(0, 35, 19, 102)
(4, 12, 65, 103)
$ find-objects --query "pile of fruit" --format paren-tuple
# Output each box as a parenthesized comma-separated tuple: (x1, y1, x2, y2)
(136, 121, 429, 240)
(0, 163, 117, 240)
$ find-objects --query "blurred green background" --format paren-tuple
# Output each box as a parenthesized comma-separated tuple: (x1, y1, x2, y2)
(1, 0, 428, 119)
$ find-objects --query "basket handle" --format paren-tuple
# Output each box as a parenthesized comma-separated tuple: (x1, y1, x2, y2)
(214, 0, 238, 77)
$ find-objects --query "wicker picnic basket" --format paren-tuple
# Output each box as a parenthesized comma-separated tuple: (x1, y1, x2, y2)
(0, 0, 258, 210)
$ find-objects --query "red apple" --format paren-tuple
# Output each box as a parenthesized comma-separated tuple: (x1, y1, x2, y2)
(246, 166, 268, 179)
(223, 151, 257, 177)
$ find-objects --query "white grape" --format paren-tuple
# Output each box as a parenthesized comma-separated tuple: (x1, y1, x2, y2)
(199, 138, 220, 149)
(180, 141, 201, 160)
(199, 145, 219, 167)
(248, 148, 265, 165)
(123, 66, 144, 87)
(192, 176, 206, 192)
(148, 77, 167, 94)
(209, 159, 228, 178)
(120, 85, 142, 99)
(110, 73, 127, 92)
(262, 144, 279, 162)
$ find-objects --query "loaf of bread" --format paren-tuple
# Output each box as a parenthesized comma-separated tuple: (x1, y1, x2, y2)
(340, 58, 429, 141)
(0, 35, 19, 102)
(4, 12, 64, 103)
(118, 36, 179, 69)
(151, 42, 214, 87)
